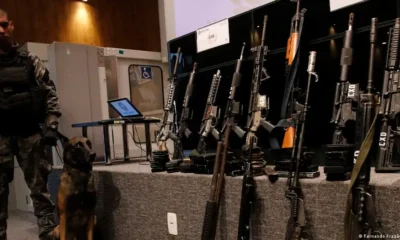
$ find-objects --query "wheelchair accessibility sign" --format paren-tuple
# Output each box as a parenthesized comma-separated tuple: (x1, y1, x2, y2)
(140, 66, 152, 79)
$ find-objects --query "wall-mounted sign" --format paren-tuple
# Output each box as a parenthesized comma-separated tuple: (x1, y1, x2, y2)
(330, 0, 368, 12)
(140, 66, 153, 80)
(196, 19, 230, 53)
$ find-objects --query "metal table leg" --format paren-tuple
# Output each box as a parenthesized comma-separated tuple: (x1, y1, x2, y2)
(122, 123, 129, 161)
(103, 124, 111, 165)
(144, 122, 153, 161)
(82, 127, 88, 137)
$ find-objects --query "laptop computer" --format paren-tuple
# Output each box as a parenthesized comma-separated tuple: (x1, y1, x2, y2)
(107, 98, 145, 120)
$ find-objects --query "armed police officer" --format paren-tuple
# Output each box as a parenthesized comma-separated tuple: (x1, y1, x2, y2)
(0, 9, 61, 240)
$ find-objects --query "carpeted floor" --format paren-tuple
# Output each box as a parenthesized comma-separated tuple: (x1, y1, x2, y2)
(47, 162, 400, 240)
(8, 210, 38, 240)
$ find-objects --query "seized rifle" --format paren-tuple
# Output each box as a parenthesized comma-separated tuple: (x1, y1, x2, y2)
(375, 18, 400, 172)
(324, 13, 359, 180)
(156, 48, 181, 151)
(176, 62, 197, 141)
(197, 70, 223, 154)
(189, 44, 247, 176)
(236, 17, 277, 240)
(220, 43, 246, 138)
(201, 124, 232, 240)
(268, 0, 306, 155)
(285, 51, 318, 240)
(280, 0, 307, 147)
(344, 18, 383, 239)
(166, 63, 198, 172)
(241, 15, 274, 175)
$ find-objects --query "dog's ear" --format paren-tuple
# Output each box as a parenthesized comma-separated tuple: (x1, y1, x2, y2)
(86, 139, 93, 150)
(85, 139, 96, 162)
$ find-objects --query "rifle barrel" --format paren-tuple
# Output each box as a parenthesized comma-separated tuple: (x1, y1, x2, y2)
(367, 18, 377, 93)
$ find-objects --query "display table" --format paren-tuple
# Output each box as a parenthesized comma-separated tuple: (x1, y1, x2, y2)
(72, 118, 161, 164)
(48, 163, 400, 240)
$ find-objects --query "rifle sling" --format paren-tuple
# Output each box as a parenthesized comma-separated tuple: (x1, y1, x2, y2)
(344, 113, 377, 240)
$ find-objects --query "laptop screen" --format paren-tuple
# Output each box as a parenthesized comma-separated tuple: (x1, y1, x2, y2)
(109, 99, 141, 117)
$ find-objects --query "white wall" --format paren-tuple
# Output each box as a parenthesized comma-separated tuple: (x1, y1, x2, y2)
(159, 0, 276, 42)
(158, 0, 276, 63)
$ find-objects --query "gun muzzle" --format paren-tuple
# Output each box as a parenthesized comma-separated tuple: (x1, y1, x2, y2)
(348, 13, 354, 30)
(370, 18, 378, 43)
(240, 42, 246, 60)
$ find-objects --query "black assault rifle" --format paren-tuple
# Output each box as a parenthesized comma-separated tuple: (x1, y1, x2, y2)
(196, 70, 223, 154)
(375, 18, 400, 172)
(344, 18, 383, 239)
(220, 43, 246, 139)
(166, 63, 197, 171)
(324, 13, 359, 180)
(285, 51, 318, 240)
(156, 48, 181, 152)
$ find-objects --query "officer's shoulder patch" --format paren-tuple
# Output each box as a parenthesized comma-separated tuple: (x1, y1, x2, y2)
(27, 52, 47, 81)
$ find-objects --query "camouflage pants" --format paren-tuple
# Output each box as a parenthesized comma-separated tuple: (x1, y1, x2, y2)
(0, 133, 56, 240)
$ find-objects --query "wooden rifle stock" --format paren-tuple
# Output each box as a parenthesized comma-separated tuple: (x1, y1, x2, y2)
(201, 125, 232, 240)
(285, 0, 300, 67)
(281, 0, 302, 148)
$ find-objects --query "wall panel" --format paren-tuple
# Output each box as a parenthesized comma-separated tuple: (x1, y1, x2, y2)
(0, 0, 161, 51)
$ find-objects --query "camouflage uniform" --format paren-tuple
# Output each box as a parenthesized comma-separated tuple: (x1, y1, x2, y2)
(0, 44, 61, 240)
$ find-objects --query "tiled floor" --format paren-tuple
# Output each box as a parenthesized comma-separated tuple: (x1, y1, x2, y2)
(8, 210, 38, 240)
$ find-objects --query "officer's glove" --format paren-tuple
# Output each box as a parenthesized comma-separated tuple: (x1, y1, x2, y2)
(42, 114, 59, 146)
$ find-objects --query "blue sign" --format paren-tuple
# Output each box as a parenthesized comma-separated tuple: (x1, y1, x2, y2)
(141, 66, 152, 79)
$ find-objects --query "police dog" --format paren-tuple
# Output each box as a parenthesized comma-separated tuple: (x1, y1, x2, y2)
(52, 136, 97, 240)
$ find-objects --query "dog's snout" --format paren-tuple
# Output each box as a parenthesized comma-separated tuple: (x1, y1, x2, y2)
(90, 153, 96, 162)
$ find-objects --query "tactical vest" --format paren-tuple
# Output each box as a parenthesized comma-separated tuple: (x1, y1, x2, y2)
(0, 50, 46, 125)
